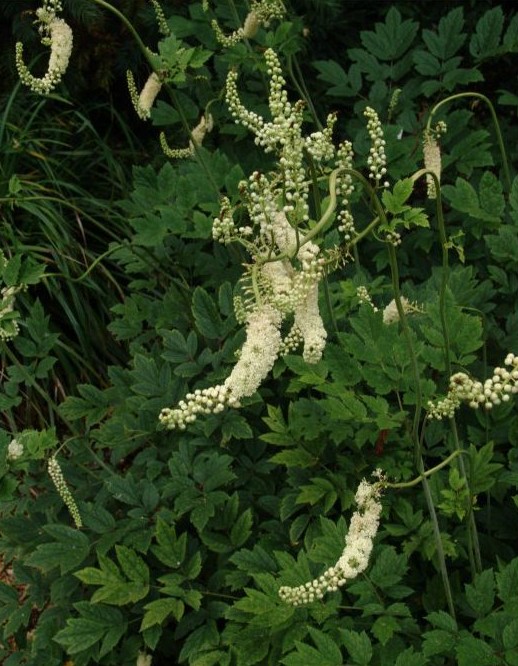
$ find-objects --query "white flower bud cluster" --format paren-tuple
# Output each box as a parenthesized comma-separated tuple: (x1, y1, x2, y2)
(279, 325, 304, 356)
(357, 285, 379, 312)
(16, 7, 73, 95)
(160, 305, 282, 430)
(384, 230, 402, 247)
(279, 473, 384, 606)
(423, 121, 447, 199)
(7, 439, 23, 461)
(364, 107, 388, 186)
(213, 197, 237, 243)
(233, 296, 248, 325)
(428, 353, 518, 419)
(305, 114, 337, 162)
(48, 456, 82, 528)
(336, 140, 356, 242)
(226, 49, 312, 222)
(211, 0, 285, 46)
(159, 384, 234, 430)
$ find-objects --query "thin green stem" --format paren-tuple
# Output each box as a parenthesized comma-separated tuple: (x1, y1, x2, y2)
(287, 55, 322, 129)
(43, 244, 122, 283)
(412, 168, 482, 576)
(427, 92, 512, 195)
(387, 244, 422, 451)
(421, 471, 457, 619)
(385, 450, 468, 489)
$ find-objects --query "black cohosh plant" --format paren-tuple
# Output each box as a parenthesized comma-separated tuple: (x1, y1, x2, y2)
(2, 1, 518, 665)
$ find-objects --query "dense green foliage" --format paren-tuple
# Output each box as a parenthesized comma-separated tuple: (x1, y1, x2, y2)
(0, 1, 518, 665)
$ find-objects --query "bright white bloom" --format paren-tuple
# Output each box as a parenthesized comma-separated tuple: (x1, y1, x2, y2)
(16, 8, 73, 95)
(162, 49, 367, 431)
(293, 285, 327, 363)
(428, 353, 518, 419)
(224, 305, 282, 398)
(7, 439, 23, 461)
(279, 473, 384, 606)
(138, 72, 162, 119)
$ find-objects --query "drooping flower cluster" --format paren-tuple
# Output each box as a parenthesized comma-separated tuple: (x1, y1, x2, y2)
(48, 456, 82, 528)
(161, 49, 389, 430)
(16, 2, 73, 95)
(160, 305, 282, 429)
(210, 0, 285, 46)
(427, 353, 518, 419)
(279, 473, 384, 606)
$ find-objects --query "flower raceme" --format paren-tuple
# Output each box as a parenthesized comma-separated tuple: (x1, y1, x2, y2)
(279, 473, 384, 606)
(160, 48, 397, 431)
(428, 353, 518, 419)
(159, 305, 282, 429)
(16, 6, 73, 95)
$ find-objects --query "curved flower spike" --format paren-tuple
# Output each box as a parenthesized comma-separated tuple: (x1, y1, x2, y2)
(16, 8, 73, 95)
(279, 472, 384, 606)
(159, 305, 282, 430)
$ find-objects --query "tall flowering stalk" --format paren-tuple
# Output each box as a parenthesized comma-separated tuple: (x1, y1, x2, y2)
(159, 48, 368, 431)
